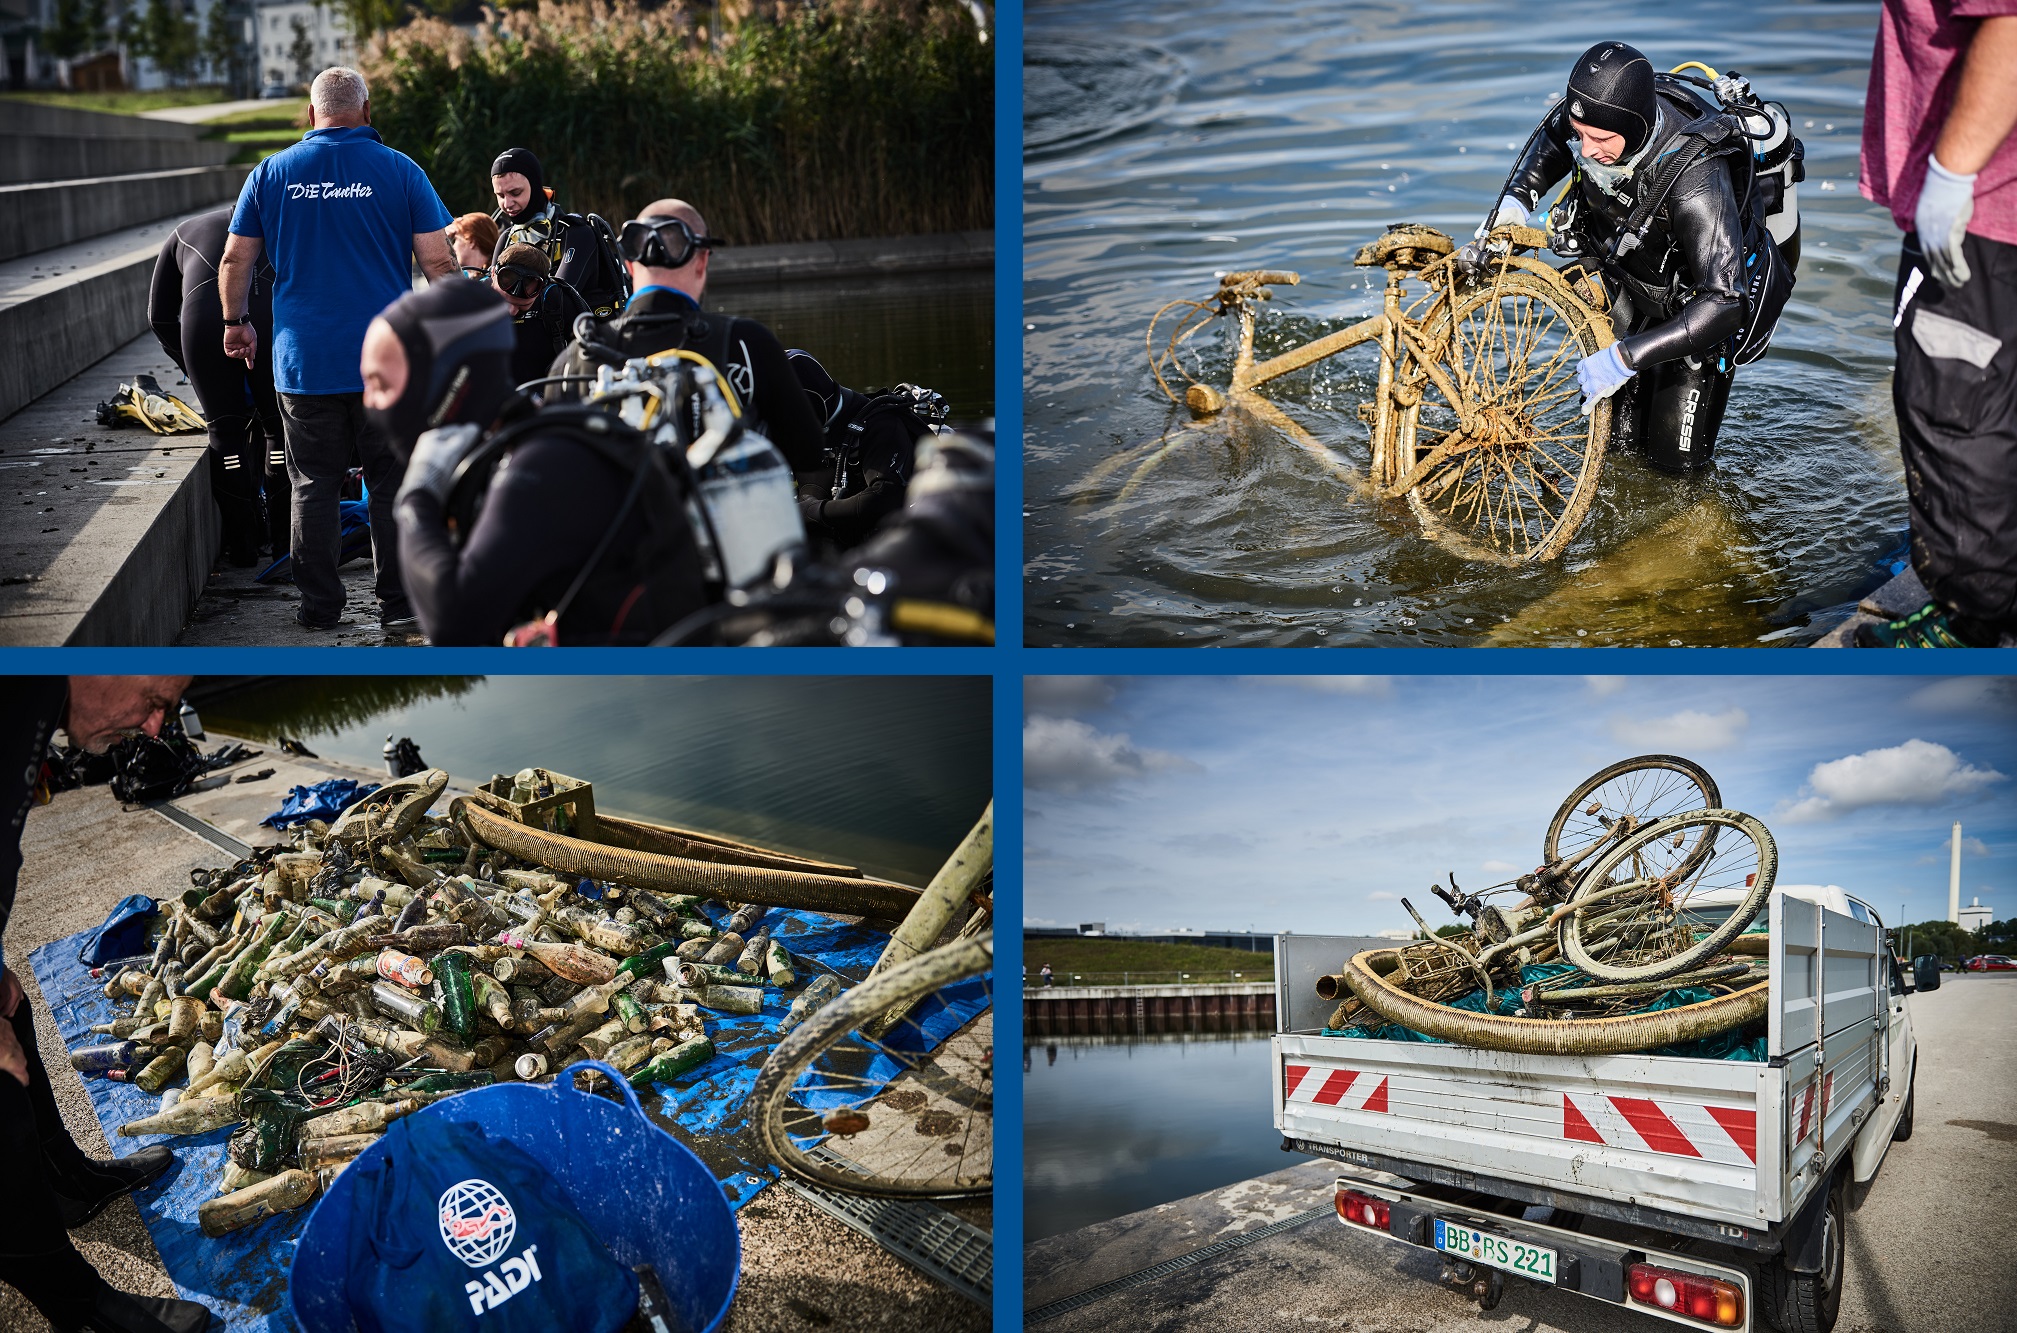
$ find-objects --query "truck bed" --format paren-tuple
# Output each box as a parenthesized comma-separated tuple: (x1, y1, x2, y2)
(1274, 894, 1885, 1240)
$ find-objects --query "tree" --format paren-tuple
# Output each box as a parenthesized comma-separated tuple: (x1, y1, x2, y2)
(202, 0, 246, 89)
(123, 0, 199, 83)
(328, 0, 404, 41)
(41, 0, 110, 60)
(288, 13, 316, 86)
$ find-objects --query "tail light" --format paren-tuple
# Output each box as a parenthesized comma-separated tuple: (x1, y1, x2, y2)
(1627, 1262, 1744, 1328)
(1333, 1188, 1389, 1231)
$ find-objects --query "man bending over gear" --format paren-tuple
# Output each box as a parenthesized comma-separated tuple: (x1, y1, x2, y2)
(371, 281, 710, 645)
(491, 241, 588, 392)
(1461, 41, 1791, 472)
(1, 677, 214, 1333)
(547, 199, 826, 479)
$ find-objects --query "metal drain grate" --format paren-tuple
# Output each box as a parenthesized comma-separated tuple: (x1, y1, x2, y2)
(778, 1174, 993, 1307)
(1024, 1204, 1332, 1325)
(147, 801, 253, 859)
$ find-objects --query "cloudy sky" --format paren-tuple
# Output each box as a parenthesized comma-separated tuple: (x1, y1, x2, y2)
(1024, 676, 2017, 936)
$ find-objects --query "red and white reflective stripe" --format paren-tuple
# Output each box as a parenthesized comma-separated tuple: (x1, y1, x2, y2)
(1792, 1071, 1833, 1146)
(1563, 1092, 1756, 1166)
(1284, 1063, 1389, 1114)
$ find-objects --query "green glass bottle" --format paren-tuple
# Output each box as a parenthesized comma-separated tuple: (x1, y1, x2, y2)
(625, 1037, 715, 1088)
(433, 951, 476, 1038)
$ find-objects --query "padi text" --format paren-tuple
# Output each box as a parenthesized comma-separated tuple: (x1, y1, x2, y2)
(464, 1243, 542, 1315)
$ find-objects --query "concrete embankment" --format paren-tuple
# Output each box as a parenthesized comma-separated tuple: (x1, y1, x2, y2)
(1814, 563, 2017, 647)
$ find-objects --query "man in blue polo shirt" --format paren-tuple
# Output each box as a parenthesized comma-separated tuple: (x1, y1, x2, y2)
(219, 66, 456, 633)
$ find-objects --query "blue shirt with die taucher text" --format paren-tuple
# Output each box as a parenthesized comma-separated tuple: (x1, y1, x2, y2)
(229, 125, 453, 395)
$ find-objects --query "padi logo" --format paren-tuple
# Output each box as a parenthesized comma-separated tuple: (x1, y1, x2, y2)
(286, 181, 375, 201)
(439, 1178, 516, 1266)
(462, 1244, 544, 1316)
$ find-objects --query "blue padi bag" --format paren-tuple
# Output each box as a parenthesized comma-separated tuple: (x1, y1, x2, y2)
(340, 1111, 638, 1333)
(80, 894, 158, 967)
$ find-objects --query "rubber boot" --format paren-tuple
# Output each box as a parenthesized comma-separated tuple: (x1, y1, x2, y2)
(0, 1246, 212, 1332)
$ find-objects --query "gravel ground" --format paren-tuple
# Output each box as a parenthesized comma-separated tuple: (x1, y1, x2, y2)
(1, 782, 989, 1332)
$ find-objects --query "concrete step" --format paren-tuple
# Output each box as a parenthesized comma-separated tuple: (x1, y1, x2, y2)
(0, 331, 217, 646)
(0, 165, 250, 263)
(0, 100, 207, 140)
(0, 133, 236, 185)
(0, 210, 213, 424)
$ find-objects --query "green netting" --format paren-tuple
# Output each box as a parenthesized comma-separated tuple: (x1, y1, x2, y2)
(1322, 962, 1765, 1061)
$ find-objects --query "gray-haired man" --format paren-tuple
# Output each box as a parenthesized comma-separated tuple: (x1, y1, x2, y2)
(219, 67, 457, 633)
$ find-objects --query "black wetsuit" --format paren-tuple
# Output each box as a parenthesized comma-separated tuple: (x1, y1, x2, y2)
(1506, 85, 1757, 471)
(148, 207, 288, 559)
(508, 281, 589, 391)
(494, 202, 617, 318)
(548, 288, 827, 476)
(803, 389, 930, 550)
(396, 420, 709, 645)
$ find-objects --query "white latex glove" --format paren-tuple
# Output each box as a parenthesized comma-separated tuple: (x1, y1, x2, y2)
(1576, 344, 1635, 415)
(1916, 153, 1976, 290)
(1474, 194, 1529, 239)
(396, 422, 482, 508)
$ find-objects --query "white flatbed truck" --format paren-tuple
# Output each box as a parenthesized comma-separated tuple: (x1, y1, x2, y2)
(1272, 887, 1921, 1333)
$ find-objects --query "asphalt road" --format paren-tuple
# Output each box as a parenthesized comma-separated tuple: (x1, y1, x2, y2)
(1027, 973, 2017, 1333)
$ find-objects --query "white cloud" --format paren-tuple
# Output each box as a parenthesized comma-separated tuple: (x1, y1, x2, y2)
(1481, 859, 1521, 875)
(1024, 677, 1120, 718)
(1907, 677, 2017, 715)
(1366, 890, 1400, 902)
(1585, 676, 1628, 698)
(1779, 739, 2007, 823)
(1607, 707, 1749, 752)
(1023, 716, 1199, 793)
(1242, 676, 1392, 697)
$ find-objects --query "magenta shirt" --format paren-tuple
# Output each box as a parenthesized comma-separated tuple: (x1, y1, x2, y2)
(1860, 0, 2017, 244)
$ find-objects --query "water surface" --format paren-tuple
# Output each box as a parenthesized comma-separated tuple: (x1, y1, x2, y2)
(1024, 1031, 1310, 1241)
(1024, 0, 1901, 646)
(201, 675, 991, 884)
(719, 271, 995, 421)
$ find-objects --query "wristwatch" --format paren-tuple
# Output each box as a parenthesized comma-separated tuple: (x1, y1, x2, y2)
(223, 314, 253, 327)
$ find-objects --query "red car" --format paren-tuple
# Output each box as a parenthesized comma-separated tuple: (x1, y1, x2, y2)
(1965, 955, 2016, 971)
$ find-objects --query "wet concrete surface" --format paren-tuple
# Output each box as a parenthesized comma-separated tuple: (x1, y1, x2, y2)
(176, 556, 427, 648)
(0, 766, 987, 1331)
(1025, 977, 2017, 1333)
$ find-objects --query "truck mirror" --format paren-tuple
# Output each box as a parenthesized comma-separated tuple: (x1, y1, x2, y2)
(1913, 955, 1941, 993)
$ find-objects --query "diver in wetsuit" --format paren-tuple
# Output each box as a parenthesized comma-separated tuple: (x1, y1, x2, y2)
(491, 241, 589, 391)
(148, 207, 289, 564)
(547, 200, 827, 478)
(787, 349, 941, 551)
(367, 281, 710, 645)
(1461, 41, 1796, 472)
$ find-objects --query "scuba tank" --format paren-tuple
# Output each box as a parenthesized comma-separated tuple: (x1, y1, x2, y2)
(1709, 70, 1803, 270)
(596, 350, 806, 590)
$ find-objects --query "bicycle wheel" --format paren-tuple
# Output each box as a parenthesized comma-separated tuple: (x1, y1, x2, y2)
(1396, 270, 1612, 563)
(749, 933, 991, 1198)
(1559, 810, 1776, 984)
(1543, 754, 1721, 868)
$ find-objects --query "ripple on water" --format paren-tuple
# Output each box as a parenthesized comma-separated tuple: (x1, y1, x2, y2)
(1024, 0, 1907, 647)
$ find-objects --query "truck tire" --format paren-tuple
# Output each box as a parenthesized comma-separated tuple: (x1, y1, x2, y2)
(1765, 1175, 1844, 1333)
(1892, 1064, 1915, 1142)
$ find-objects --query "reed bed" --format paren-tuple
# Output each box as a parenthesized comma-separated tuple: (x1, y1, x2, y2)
(364, 0, 992, 244)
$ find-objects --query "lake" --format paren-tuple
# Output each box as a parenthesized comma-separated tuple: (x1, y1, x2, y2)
(1023, 1030, 1310, 1242)
(1024, 0, 1901, 646)
(198, 675, 992, 884)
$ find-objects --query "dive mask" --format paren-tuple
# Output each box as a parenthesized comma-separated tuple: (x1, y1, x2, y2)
(618, 216, 720, 269)
(494, 263, 548, 299)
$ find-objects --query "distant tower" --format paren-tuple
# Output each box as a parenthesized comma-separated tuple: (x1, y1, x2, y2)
(1949, 822, 1962, 924)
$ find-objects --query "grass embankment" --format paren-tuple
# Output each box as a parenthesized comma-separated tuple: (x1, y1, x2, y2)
(0, 87, 231, 113)
(363, 0, 992, 244)
(200, 101, 308, 164)
(1024, 937, 1274, 987)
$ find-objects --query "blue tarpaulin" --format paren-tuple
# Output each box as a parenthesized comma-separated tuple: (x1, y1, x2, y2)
(28, 894, 990, 1332)
(254, 501, 371, 586)
(260, 780, 381, 828)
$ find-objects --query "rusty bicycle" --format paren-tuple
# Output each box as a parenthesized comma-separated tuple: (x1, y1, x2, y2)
(1147, 222, 1618, 564)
